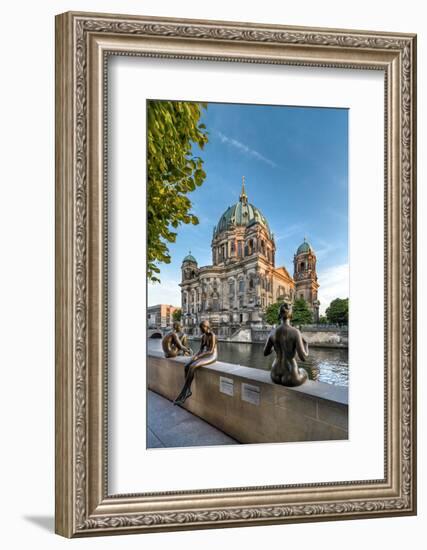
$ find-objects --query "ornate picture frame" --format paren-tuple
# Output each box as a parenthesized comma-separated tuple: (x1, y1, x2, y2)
(55, 11, 417, 537)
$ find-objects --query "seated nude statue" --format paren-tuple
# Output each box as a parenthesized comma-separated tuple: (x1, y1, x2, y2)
(263, 303, 308, 387)
(173, 320, 217, 406)
(161, 322, 192, 358)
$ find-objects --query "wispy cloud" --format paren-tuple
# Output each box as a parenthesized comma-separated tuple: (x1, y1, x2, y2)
(313, 237, 343, 261)
(148, 278, 181, 307)
(317, 263, 349, 315)
(216, 131, 277, 168)
(275, 223, 306, 242)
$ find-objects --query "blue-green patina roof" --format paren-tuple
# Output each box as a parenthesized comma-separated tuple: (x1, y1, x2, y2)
(182, 252, 197, 264)
(296, 239, 313, 255)
(214, 201, 272, 237)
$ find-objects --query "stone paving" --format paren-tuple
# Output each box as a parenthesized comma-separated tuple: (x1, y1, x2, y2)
(147, 390, 238, 448)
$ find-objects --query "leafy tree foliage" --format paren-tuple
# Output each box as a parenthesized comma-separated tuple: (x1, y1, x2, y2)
(264, 298, 313, 327)
(172, 308, 182, 322)
(291, 298, 313, 326)
(264, 301, 283, 325)
(326, 298, 349, 325)
(147, 100, 208, 282)
(318, 315, 328, 325)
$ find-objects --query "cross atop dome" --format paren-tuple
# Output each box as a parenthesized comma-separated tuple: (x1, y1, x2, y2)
(239, 176, 248, 205)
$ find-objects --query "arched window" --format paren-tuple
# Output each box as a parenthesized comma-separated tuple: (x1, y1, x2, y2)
(239, 279, 245, 293)
(300, 262, 305, 271)
(229, 280, 235, 296)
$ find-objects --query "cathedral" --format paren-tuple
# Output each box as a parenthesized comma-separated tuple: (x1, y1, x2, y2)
(180, 179, 320, 337)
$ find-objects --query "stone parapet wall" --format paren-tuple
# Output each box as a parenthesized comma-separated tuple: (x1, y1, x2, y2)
(148, 351, 348, 444)
(230, 326, 348, 347)
(250, 328, 271, 343)
(302, 325, 348, 332)
(301, 329, 348, 348)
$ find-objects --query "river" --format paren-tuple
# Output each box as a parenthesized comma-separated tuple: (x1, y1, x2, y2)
(149, 338, 348, 387)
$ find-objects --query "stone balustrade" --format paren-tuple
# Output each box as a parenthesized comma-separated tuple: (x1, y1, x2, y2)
(148, 350, 348, 444)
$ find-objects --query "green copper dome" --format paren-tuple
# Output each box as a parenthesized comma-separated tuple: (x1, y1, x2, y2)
(214, 178, 272, 238)
(296, 238, 313, 255)
(182, 251, 197, 264)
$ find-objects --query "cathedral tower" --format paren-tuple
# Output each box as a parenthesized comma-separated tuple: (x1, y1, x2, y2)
(179, 178, 312, 337)
(293, 238, 320, 322)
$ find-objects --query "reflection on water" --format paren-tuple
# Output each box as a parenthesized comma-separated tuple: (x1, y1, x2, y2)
(214, 341, 348, 387)
(148, 338, 348, 387)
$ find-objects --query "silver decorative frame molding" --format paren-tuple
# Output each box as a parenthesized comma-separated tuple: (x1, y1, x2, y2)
(55, 11, 417, 537)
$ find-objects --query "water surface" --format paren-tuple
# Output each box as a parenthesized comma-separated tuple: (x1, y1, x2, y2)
(149, 338, 348, 387)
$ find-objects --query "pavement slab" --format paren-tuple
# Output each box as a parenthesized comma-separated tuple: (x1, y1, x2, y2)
(147, 390, 238, 449)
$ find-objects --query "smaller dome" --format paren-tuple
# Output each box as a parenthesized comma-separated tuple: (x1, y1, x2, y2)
(296, 238, 313, 255)
(182, 251, 197, 264)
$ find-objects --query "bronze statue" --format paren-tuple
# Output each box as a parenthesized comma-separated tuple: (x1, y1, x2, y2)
(161, 322, 193, 358)
(174, 320, 217, 405)
(264, 303, 308, 387)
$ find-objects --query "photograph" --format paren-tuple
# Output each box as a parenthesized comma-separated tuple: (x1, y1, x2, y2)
(53, 10, 416, 537)
(147, 100, 349, 448)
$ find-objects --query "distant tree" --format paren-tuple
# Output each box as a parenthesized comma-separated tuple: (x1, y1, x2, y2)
(172, 308, 182, 322)
(264, 301, 283, 326)
(318, 315, 328, 325)
(291, 298, 313, 327)
(326, 298, 349, 325)
(147, 100, 208, 282)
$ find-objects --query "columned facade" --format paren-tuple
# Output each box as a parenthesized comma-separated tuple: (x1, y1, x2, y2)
(180, 179, 319, 335)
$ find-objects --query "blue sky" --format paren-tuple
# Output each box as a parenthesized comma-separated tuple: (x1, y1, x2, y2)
(148, 102, 349, 314)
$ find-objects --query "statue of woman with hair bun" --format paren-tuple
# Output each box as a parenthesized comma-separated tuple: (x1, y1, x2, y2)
(263, 302, 308, 387)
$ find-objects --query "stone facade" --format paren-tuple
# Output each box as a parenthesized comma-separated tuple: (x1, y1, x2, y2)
(148, 350, 348, 444)
(180, 180, 320, 337)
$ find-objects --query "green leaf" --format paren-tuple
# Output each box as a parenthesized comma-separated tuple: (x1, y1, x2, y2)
(146, 100, 209, 282)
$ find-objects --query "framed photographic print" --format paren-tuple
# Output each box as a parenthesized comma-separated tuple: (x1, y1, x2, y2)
(55, 11, 417, 537)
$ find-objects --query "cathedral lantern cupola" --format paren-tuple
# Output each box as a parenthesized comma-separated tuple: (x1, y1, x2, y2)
(240, 175, 248, 206)
(211, 177, 275, 267)
(294, 237, 320, 322)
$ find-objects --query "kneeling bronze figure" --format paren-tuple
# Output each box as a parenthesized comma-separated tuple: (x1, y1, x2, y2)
(161, 322, 193, 358)
(264, 303, 308, 387)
